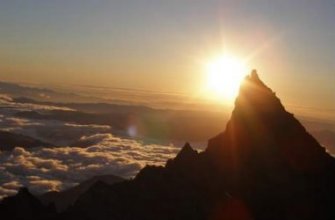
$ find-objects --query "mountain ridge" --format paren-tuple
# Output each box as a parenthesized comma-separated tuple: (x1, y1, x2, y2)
(38, 174, 124, 212)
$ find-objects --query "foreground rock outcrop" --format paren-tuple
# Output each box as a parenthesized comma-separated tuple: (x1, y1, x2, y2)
(1, 70, 335, 220)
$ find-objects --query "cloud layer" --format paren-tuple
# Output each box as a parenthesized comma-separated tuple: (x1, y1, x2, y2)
(0, 93, 112, 146)
(0, 115, 111, 146)
(0, 94, 180, 199)
(0, 133, 179, 199)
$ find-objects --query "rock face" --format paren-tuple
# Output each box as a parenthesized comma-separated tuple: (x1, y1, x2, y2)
(38, 175, 124, 212)
(1, 70, 335, 220)
(0, 188, 56, 220)
(206, 70, 335, 219)
(208, 70, 333, 174)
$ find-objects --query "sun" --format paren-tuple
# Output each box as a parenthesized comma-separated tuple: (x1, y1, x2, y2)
(204, 54, 248, 102)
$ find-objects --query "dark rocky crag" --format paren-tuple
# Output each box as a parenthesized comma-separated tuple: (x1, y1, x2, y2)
(39, 175, 124, 212)
(1, 70, 335, 220)
(0, 188, 56, 220)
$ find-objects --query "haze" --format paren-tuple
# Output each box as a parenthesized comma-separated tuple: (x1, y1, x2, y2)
(0, 0, 334, 120)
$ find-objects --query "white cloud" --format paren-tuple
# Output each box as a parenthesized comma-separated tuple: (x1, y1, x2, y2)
(0, 186, 17, 200)
(0, 93, 73, 112)
(0, 93, 181, 200)
(0, 116, 112, 146)
(0, 94, 109, 146)
(0, 94, 13, 103)
(0, 133, 180, 199)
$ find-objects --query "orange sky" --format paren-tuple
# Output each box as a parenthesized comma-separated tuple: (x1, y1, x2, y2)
(0, 1, 334, 121)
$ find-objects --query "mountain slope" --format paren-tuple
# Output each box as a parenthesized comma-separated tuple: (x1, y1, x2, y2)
(38, 175, 124, 212)
(206, 70, 335, 219)
(207, 71, 333, 173)
(0, 188, 56, 220)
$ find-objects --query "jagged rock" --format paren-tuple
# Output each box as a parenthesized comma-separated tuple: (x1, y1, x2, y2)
(175, 142, 198, 160)
(208, 70, 334, 175)
(206, 70, 335, 219)
(0, 188, 56, 220)
(166, 142, 198, 168)
(39, 175, 124, 212)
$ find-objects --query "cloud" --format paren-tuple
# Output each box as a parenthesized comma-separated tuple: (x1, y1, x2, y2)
(0, 94, 13, 103)
(0, 94, 73, 112)
(0, 115, 112, 146)
(0, 93, 181, 200)
(0, 186, 17, 200)
(0, 93, 103, 146)
(0, 133, 180, 199)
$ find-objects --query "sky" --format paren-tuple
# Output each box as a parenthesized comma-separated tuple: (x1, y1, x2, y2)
(0, 0, 334, 119)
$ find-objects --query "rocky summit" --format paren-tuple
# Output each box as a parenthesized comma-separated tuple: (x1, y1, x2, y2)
(1, 70, 335, 220)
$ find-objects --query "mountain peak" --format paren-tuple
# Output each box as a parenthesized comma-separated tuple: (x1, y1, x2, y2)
(0, 187, 56, 219)
(234, 70, 285, 116)
(244, 69, 267, 87)
(166, 142, 198, 168)
(250, 69, 258, 78)
(248, 69, 261, 82)
(207, 70, 333, 174)
(177, 142, 197, 158)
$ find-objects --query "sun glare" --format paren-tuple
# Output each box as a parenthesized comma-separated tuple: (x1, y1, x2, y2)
(205, 54, 248, 102)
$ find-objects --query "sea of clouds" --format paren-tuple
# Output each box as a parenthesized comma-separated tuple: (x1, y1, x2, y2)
(0, 94, 180, 199)
(0, 134, 179, 200)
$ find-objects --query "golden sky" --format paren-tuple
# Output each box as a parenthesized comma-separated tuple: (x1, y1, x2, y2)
(0, 1, 334, 120)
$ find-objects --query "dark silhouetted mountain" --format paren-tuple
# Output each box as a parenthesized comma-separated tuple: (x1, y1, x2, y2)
(0, 130, 53, 151)
(311, 129, 335, 155)
(0, 188, 56, 220)
(206, 70, 335, 219)
(2, 70, 335, 220)
(208, 70, 334, 175)
(38, 175, 124, 212)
